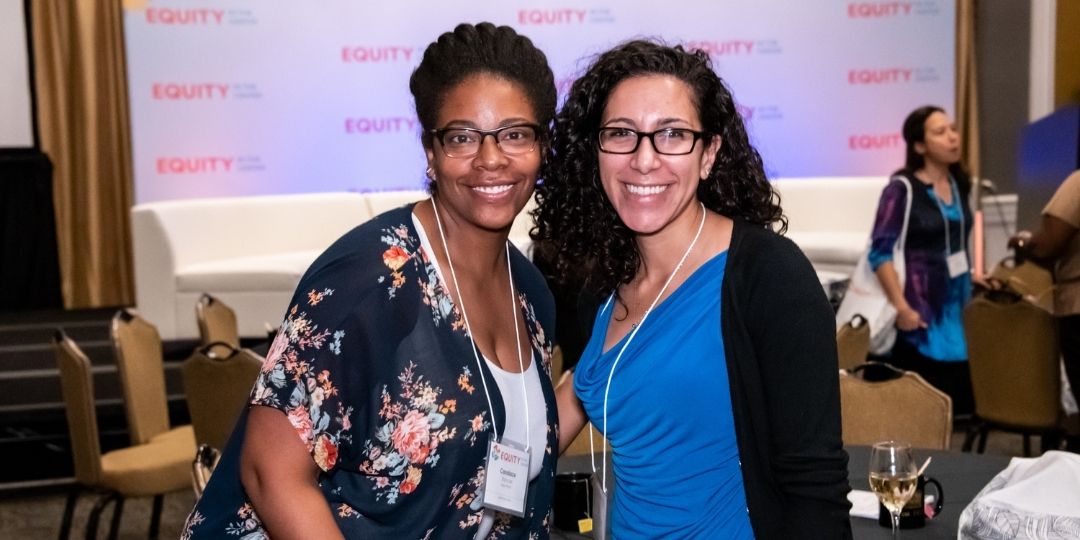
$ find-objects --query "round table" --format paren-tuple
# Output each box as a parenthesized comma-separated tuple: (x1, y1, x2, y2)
(552, 446, 1011, 539)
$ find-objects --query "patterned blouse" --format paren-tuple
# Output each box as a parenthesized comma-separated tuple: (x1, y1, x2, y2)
(868, 172, 972, 361)
(183, 204, 559, 539)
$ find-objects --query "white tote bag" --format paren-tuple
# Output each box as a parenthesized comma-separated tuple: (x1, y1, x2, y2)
(836, 176, 912, 355)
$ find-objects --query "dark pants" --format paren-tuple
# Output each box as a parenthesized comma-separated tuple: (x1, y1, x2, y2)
(889, 338, 975, 417)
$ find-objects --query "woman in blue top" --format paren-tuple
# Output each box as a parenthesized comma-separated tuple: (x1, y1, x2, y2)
(533, 40, 851, 539)
(184, 23, 560, 539)
(869, 106, 975, 415)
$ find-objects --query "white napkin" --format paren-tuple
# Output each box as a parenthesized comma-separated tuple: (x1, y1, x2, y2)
(847, 489, 880, 519)
(959, 451, 1080, 539)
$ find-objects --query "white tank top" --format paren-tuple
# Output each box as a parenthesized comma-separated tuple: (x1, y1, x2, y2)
(412, 212, 548, 538)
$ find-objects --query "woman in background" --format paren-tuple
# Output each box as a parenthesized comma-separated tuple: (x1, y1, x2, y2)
(534, 40, 851, 539)
(870, 105, 975, 415)
(184, 22, 559, 539)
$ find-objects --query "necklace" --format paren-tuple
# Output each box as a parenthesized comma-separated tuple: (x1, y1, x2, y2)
(625, 204, 707, 328)
(590, 201, 707, 492)
(429, 199, 530, 447)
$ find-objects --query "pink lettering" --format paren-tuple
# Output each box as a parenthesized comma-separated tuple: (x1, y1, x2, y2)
(341, 46, 415, 63)
(848, 2, 913, 18)
(155, 157, 234, 174)
(146, 8, 225, 25)
(151, 83, 230, 100)
(685, 40, 755, 56)
(517, 8, 587, 25)
(344, 117, 419, 134)
(847, 68, 913, 85)
(848, 133, 903, 150)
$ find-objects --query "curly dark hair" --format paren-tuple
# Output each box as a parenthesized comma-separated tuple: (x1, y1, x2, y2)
(409, 22, 556, 194)
(896, 105, 970, 189)
(532, 39, 784, 294)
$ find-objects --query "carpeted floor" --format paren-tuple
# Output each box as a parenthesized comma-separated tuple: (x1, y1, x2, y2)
(0, 486, 196, 539)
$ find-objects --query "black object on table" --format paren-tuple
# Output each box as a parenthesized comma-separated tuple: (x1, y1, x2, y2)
(553, 446, 1010, 539)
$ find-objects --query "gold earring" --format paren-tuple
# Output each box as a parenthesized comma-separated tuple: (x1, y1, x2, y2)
(425, 166, 436, 181)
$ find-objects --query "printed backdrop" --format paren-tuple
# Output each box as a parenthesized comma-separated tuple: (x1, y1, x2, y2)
(123, 0, 955, 203)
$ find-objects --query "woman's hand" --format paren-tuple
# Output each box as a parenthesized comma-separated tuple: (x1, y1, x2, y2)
(895, 306, 927, 331)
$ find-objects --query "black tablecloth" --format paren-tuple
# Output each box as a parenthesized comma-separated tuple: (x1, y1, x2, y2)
(553, 446, 1011, 539)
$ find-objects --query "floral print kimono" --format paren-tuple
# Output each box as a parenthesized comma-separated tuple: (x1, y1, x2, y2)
(184, 204, 559, 539)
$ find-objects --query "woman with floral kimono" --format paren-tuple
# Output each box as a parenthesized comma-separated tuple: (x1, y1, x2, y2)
(184, 22, 559, 539)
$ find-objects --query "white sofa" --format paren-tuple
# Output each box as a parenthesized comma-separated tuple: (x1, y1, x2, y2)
(772, 176, 889, 276)
(132, 190, 535, 340)
(132, 179, 883, 340)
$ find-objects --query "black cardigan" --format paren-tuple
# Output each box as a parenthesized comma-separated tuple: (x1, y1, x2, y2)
(721, 219, 853, 539)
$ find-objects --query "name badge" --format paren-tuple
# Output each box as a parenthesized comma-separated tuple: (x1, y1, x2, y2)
(947, 251, 969, 278)
(481, 436, 530, 517)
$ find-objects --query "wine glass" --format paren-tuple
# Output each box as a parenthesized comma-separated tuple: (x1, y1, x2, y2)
(869, 441, 918, 538)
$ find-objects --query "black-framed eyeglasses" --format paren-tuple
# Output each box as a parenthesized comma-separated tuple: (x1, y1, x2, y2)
(596, 127, 707, 155)
(430, 124, 541, 158)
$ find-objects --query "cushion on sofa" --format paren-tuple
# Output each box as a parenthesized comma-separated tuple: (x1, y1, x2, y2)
(772, 176, 888, 275)
(784, 232, 869, 264)
(176, 250, 324, 293)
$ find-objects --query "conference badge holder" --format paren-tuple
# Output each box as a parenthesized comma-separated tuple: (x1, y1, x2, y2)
(482, 436, 530, 517)
(947, 251, 969, 278)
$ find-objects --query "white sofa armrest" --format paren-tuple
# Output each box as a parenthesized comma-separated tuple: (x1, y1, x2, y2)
(131, 206, 180, 339)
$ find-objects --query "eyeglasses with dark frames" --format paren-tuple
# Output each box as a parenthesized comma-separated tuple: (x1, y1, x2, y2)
(596, 127, 707, 155)
(430, 124, 541, 158)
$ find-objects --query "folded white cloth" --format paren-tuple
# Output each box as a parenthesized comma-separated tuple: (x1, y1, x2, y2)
(847, 490, 880, 519)
(959, 451, 1080, 539)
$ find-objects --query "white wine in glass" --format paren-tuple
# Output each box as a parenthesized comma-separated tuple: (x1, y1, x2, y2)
(869, 441, 918, 538)
(869, 471, 918, 514)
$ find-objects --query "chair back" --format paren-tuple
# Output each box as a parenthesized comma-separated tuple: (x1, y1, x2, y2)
(111, 309, 172, 444)
(989, 257, 1055, 312)
(964, 295, 1061, 429)
(53, 332, 103, 485)
(182, 344, 263, 450)
(836, 314, 871, 371)
(839, 370, 953, 449)
(195, 293, 240, 353)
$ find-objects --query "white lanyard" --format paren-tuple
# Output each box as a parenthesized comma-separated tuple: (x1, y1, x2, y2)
(430, 198, 529, 448)
(930, 176, 965, 255)
(589, 202, 706, 493)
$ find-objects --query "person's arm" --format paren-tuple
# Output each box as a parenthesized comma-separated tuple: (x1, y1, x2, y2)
(556, 371, 588, 455)
(743, 235, 852, 538)
(874, 261, 927, 331)
(867, 179, 924, 330)
(240, 406, 345, 540)
(1010, 214, 1078, 267)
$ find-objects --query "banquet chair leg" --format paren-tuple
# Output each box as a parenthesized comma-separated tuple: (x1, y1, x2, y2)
(149, 494, 164, 539)
(58, 487, 80, 540)
(977, 426, 990, 454)
(85, 492, 118, 540)
(107, 496, 124, 540)
(962, 424, 980, 452)
(1041, 431, 1062, 453)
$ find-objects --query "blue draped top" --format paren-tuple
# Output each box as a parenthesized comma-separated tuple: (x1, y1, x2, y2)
(574, 251, 754, 539)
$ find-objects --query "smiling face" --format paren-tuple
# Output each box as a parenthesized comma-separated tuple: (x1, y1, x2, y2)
(916, 111, 961, 168)
(425, 73, 541, 234)
(597, 75, 721, 238)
